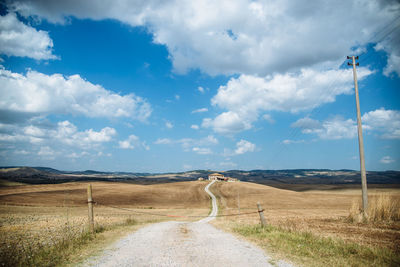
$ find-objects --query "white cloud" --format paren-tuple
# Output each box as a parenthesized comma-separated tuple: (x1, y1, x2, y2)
(234, 139, 256, 155)
(118, 135, 138, 149)
(362, 108, 400, 139)
(197, 86, 205, 94)
(54, 121, 116, 147)
(154, 135, 218, 153)
(380, 156, 395, 164)
(85, 128, 116, 142)
(192, 147, 212, 155)
(67, 151, 89, 158)
(292, 108, 400, 140)
(202, 111, 252, 135)
(165, 121, 174, 129)
(292, 116, 357, 140)
(154, 138, 172, 145)
(1, 120, 117, 149)
(0, 13, 56, 60)
(175, 94, 180, 100)
(291, 117, 322, 134)
(191, 124, 199, 130)
(23, 125, 46, 137)
(0, 120, 117, 161)
(192, 108, 208, 114)
(179, 135, 218, 151)
(119, 134, 148, 150)
(282, 139, 305, 145)
(8, 1, 399, 75)
(0, 68, 152, 122)
(262, 114, 274, 124)
(375, 30, 400, 77)
(204, 68, 372, 134)
(38, 146, 54, 156)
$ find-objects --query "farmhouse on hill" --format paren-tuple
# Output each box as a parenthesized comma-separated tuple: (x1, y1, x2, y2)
(208, 173, 238, 182)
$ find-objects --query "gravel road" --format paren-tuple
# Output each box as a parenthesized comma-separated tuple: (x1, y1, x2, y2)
(85, 181, 293, 267)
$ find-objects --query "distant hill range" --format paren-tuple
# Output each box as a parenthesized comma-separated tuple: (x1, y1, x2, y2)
(0, 167, 399, 189)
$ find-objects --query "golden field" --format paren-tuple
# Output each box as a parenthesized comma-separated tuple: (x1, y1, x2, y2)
(0, 181, 210, 266)
(0, 179, 399, 266)
(210, 181, 400, 252)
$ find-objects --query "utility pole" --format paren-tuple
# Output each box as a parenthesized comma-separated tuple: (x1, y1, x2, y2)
(347, 56, 368, 217)
(237, 188, 240, 214)
(87, 184, 95, 233)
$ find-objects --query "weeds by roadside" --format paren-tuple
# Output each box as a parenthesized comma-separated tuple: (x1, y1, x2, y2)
(1, 214, 144, 266)
(348, 193, 400, 223)
(234, 223, 400, 267)
(0, 226, 96, 267)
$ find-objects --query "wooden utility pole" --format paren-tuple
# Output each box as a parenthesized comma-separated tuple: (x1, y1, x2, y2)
(237, 189, 240, 214)
(257, 202, 267, 227)
(347, 56, 368, 217)
(87, 184, 95, 233)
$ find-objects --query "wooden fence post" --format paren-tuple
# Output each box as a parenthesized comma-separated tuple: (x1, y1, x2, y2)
(87, 184, 94, 233)
(257, 202, 267, 227)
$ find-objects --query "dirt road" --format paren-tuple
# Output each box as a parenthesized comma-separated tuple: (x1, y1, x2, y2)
(86, 181, 292, 267)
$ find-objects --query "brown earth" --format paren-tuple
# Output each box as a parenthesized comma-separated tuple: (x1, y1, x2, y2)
(0, 180, 210, 208)
(210, 181, 400, 253)
(1, 180, 399, 259)
(0, 181, 211, 266)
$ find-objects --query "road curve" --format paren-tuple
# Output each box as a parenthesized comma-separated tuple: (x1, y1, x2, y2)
(86, 181, 293, 267)
(198, 180, 217, 223)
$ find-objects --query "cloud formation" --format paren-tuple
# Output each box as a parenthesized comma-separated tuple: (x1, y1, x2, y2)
(119, 134, 149, 150)
(292, 108, 400, 140)
(234, 139, 256, 155)
(7, 0, 400, 75)
(192, 108, 208, 114)
(192, 147, 212, 155)
(380, 156, 395, 164)
(362, 108, 400, 139)
(0, 13, 56, 60)
(0, 68, 152, 122)
(203, 68, 372, 134)
(0, 120, 117, 157)
(154, 135, 218, 155)
(165, 121, 174, 129)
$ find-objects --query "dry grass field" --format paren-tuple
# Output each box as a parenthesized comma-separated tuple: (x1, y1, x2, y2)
(210, 181, 400, 265)
(1, 179, 399, 266)
(0, 181, 210, 266)
(211, 182, 400, 250)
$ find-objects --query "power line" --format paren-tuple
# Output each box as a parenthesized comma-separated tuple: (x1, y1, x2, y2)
(267, 16, 400, 167)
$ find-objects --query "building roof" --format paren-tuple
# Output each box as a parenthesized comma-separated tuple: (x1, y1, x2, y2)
(209, 173, 224, 176)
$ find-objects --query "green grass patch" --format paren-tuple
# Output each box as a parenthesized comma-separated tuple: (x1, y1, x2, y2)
(233, 224, 400, 267)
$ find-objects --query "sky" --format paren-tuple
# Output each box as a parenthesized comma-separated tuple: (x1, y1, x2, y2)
(0, 0, 399, 172)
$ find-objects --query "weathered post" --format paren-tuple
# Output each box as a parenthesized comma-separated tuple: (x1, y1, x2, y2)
(237, 189, 240, 215)
(87, 184, 94, 233)
(257, 202, 267, 227)
(347, 55, 368, 218)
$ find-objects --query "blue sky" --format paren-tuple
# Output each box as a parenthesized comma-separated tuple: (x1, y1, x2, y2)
(0, 0, 399, 172)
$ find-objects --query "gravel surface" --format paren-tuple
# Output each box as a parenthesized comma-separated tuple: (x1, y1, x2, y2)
(85, 181, 293, 267)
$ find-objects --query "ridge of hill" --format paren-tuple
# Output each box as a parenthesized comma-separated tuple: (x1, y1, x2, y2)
(0, 166, 399, 186)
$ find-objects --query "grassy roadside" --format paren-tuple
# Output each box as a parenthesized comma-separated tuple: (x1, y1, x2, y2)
(208, 181, 400, 266)
(65, 219, 152, 267)
(1, 217, 147, 267)
(0, 181, 211, 266)
(232, 223, 399, 267)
